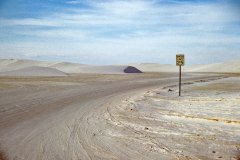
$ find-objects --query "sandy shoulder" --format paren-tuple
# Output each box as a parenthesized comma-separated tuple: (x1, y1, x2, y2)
(97, 76, 240, 160)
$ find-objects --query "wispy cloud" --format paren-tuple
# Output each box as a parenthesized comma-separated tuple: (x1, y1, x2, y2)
(0, 0, 239, 64)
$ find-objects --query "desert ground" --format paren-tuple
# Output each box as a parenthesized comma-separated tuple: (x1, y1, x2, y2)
(0, 59, 239, 160)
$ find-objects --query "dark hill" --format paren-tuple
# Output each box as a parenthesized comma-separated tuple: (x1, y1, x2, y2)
(124, 66, 143, 73)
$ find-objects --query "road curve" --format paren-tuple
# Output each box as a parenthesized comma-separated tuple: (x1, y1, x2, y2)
(0, 73, 225, 160)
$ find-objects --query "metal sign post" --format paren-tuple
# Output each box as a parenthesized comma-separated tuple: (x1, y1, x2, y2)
(176, 54, 185, 96)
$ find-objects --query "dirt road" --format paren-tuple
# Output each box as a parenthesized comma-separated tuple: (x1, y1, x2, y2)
(0, 73, 232, 160)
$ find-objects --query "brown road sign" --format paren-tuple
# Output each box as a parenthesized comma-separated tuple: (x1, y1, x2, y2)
(176, 54, 185, 66)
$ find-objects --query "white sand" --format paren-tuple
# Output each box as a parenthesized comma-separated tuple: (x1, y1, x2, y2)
(186, 60, 240, 73)
(0, 66, 68, 77)
(132, 60, 240, 73)
(48, 62, 86, 73)
(110, 76, 240, 159)
(132, 63, 178, 72)
(0, 59, 239, 159)
(0, 59, 55, 72)
(0, 59, 142, 75)
(0, 72, 239, 160)
(1, 59, 240, 76)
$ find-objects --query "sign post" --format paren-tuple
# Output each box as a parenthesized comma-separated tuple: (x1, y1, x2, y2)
(176, 54, 185, 96)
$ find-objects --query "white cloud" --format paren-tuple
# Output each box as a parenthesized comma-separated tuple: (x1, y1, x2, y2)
(0, 18, 63, 27)
(2, 0, 238, 27)
(67, 0, 82, 4)
(0, 0, 240, 64)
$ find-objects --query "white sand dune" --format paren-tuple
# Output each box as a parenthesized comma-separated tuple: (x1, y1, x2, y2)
(186, 60, 240, 73)
(0, 59, 55, 72)
(70, 65, 142, 74)
(50, 63, 139, 74)
(0, 59, 143, 75)
(0, 66, 68, 76)
(132, 63, 178, 72)
(51, 64, 127, 74)
(0, 59, 239, 75)
(49, 62, 87, 73)
(132, 60, 240, 73)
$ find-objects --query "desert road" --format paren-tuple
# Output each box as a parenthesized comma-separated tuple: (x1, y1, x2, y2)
(0, 73, 239, 160)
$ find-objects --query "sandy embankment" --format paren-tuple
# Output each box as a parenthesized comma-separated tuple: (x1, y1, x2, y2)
(99, 76, 240, 159)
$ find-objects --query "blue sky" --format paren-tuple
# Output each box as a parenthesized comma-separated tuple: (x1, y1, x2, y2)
(0, 0, 240, 65)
